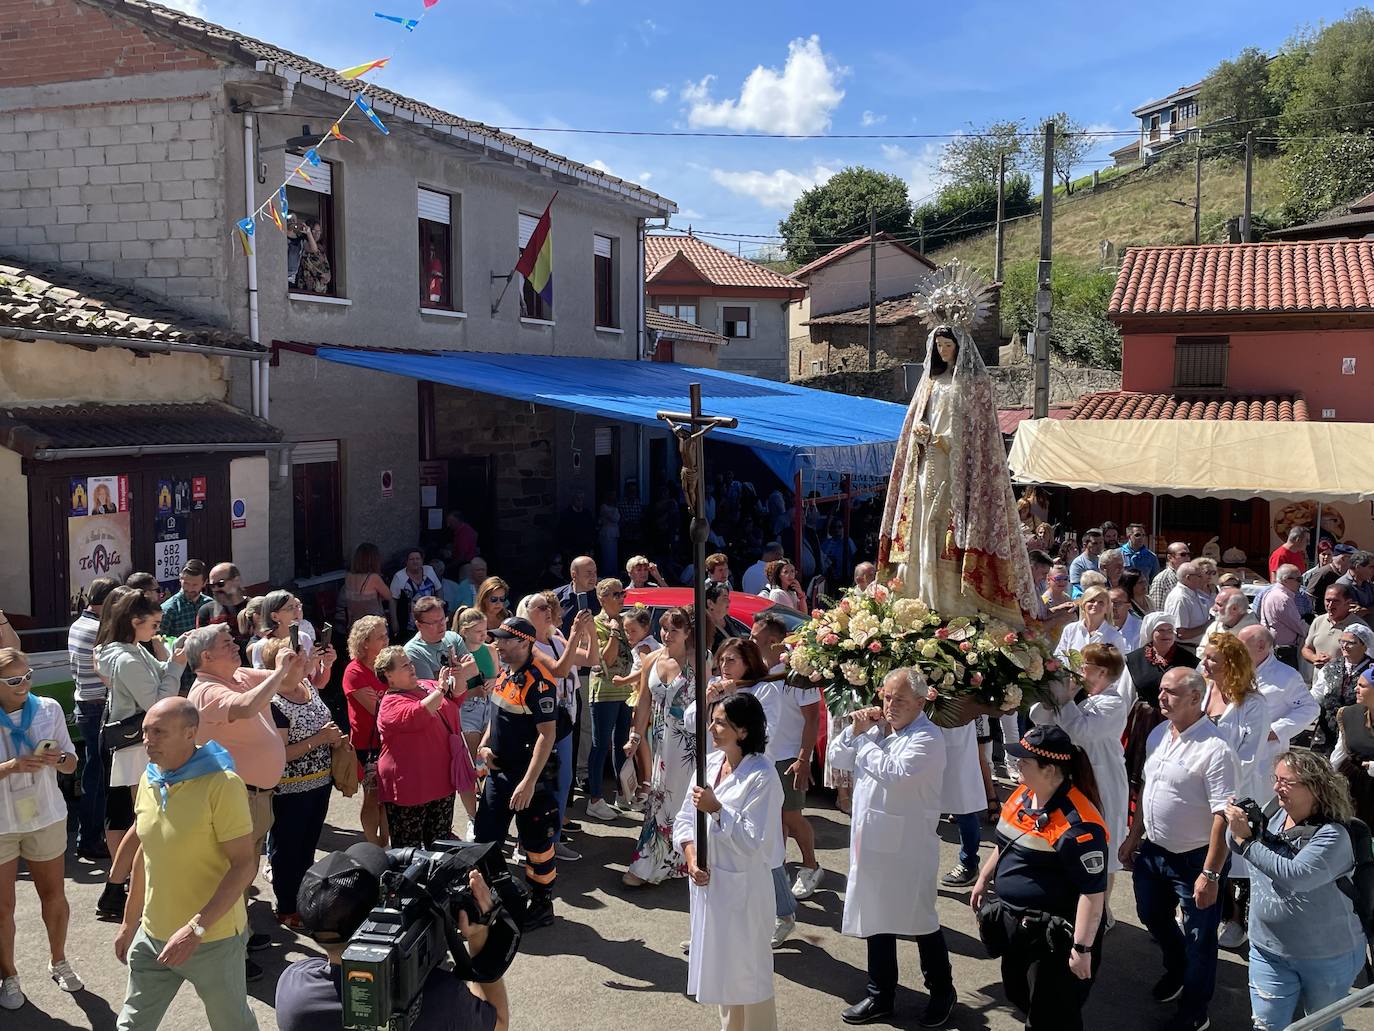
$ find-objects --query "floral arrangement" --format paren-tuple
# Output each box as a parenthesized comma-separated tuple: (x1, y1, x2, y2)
(786, 583, 1075, 728)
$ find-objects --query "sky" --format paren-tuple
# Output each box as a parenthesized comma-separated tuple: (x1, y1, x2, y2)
(174, 0, 1357, 256)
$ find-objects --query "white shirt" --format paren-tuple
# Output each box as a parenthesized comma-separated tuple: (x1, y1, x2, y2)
(1113, 612, 1142, 652)
(767, 662, 820, 761)
(1141, 716, 1237, 854)
(1254, 652, 1318, 750)
(1199, 612, 1258, 653)
(741, 560, 769, 597)
(1164, 584, 1213, 643)
(0, 697, 74, 834)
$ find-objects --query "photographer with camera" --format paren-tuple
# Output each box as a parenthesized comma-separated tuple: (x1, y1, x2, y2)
(1225, 750, 1367, 1031)
(277, 842, 511, 1031)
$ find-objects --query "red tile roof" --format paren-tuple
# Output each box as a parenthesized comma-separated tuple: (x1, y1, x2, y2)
(645, 235, 806, 293)
(997, 406, 1075, 434)
(1110, 241, 1374, 317)
(804, 294, 918, 326)
(1067, 391, 1309, 422)
(790, 233, 935, 280)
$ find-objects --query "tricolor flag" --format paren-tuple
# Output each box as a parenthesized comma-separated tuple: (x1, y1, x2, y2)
(514, 195, 555, 311)
(338, 57, 390, 80)
(235, 216, 255, 256)
(329, 122, 352, 143)
(374, 13, 419, 30)
(354, 95, 390, 135)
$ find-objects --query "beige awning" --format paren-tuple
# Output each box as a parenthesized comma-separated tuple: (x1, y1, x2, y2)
(1007, 419, 1374, 503)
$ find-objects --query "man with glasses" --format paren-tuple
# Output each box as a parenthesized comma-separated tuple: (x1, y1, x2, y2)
(403, 596, 469, 680)
(1121, 524, 1160, 584)
(1148, 542, 1193, 610)
(159, 560, 209, 638)
(1260, 565, 1308, 668)
(195, 563, 248, 658)
(1164, 562, 1213, 656)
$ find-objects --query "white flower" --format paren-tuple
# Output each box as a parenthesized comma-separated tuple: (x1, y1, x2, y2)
(1002, 684, 1023, 711)
(841, 640, 859, 651)
(893, 598, 930, 628)
(840, 661, 867, 686)
(789, 650, 813, 676)
(921, 641, 940, 659)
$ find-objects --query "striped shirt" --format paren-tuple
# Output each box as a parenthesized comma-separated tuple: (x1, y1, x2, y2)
(68, 610, 104, 703)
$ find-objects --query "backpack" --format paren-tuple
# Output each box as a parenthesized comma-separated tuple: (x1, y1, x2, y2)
(1261, 796, 1374, 939)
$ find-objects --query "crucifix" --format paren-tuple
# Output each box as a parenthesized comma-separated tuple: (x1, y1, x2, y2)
(657, 383, 737, 868)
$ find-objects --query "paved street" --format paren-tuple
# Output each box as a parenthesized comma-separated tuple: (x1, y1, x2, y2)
(3, 785, 1287, 1031)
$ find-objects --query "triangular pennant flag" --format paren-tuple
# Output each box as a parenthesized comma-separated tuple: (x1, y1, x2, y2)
(237, 216, 255, 239)
(278, 187, 289, 220)
(235, 216, 255, 256)
(374, 13, 419, 30)
(304, 148, 321, 167)
(268, 198, 285, 233)
(291, 164, 313, 185)
(338, 57, 390, 80)
(354, 95, 390, 136)
(329, 122, 352, 143)
(422, 0, 439, 7)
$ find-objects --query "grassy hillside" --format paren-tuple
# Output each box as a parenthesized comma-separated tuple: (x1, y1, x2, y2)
(928, 154, 1285, 274)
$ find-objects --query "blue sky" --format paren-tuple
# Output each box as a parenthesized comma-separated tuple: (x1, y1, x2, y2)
(181, 0, 1355, 254)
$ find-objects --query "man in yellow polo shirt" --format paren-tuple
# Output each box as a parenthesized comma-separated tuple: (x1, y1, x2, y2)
(112, 697, 259, 1031)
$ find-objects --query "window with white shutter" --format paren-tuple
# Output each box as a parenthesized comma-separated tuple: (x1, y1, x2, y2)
(517, 211, 551, 320)
(593, 233, 616, 328)
(283, 154, 339, 297)
(418, 187, 458, 310)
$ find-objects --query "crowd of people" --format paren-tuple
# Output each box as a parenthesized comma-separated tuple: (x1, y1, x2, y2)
(0, 499, 1367, 1031)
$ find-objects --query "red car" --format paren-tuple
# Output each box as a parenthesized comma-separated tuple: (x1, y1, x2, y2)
(622, 587, 827, 777)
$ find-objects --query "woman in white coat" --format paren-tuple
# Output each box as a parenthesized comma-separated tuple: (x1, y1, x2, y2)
(827, 667, 956, 1028)
(1029, 642, 1129, 924)
(673, 692, 784, 1031)
(1055, 586, 1128, 667)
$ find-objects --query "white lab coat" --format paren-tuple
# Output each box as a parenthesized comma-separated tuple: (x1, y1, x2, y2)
(938, 722, 985, 815)
(827, 714, 945, 936)
(1056, 619, 1133, 704)
(1204, 684, 1275, 878)
(1030, 690, 1129, 872)
(1253, 653, 1318, 752)
(672, 750, 783, 1006)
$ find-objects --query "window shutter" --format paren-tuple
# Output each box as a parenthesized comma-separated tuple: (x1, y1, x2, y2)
(594, 427, 614, 456)
(291, 439, 339, 465)
(283, 154, 332, 195)
(593, 234, 613, 259)
(518, 212, 540, 247)
(417, 188, 450, 225)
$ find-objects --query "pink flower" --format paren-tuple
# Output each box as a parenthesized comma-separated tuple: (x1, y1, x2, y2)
(970, 672, 984, 686)
(840, 600, 851, 613)
(935, 628, 950, 640)
(959, 640, 972, 653)
(872, 586, 889, 602)
(823, 634, 840, 646)
(1004, 632, 1018, 644)
(811, 609, 825, 620)
(888, 577, 904, 592)
(925, 686, 939, 702)
(1045, 659, 1061, 672)
(868, 640, 883, 653)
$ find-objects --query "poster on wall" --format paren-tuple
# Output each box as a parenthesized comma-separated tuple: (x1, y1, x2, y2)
(68, 512, 133, 604)
(173, 478, 193, 515)
(156, 479, 174, 517)
(1271, 500, 1374, 553)
(69, 478, 89, 517)
(87, 475, 128, 515)
(154, 513, 187, 590)
(191, 476, 207, 512)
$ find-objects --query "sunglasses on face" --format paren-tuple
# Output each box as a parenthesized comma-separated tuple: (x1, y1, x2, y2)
(0, 670, 33, 687)
(489, 596, 508, 606)
(210, 579, 232, 588)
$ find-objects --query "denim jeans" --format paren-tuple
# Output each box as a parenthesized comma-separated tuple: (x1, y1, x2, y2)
(953, 811, 981, 870)
(1249, 942, 1366, 1031)
(116, 927, 256, 1031)
(553, 734, 573, 835)
(75, 700, 107, 851)
(586, 699, 630, 800)
(772, 864, 797, 919)
(268, 784, 331, 915)
(1132, 839, 1229, 1023)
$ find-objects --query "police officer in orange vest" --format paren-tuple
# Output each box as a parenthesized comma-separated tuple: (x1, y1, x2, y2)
(969, 725, 1110, 1031)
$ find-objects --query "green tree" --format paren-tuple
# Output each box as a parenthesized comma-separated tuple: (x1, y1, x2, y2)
(1026, 113, 1094, 194)
(936, 120, 1027, 189)
(1280, 132, 1374, 223)
(912, 175, 1034, 252)
(1275, 9, 1374, 136)
(1199, 47, 1280, 144)
(1001, 258, 1121, 369)
(778, 167, 912, 265)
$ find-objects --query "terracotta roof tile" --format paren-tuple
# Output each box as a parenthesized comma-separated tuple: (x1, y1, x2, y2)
(803, 293, 919, 326)
(645, 235, 806, 293)
(789, 233, 936, 279)
(1067, 391, 1307, 423)
(1110, 241, 1374, 317)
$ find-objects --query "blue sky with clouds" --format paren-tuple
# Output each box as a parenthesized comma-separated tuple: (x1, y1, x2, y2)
(178, 0, 1355, 253)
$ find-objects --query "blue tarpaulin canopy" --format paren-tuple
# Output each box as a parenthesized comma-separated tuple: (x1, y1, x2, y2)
(316, 348, 907, 482)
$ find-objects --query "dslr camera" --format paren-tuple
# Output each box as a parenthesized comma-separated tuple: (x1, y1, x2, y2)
(1235, 796, 1268, 841)
(341, 840, 524, 1031)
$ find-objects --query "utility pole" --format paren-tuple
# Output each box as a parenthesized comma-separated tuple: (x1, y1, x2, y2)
(657, 386, 736, 869)
(1034, 120, 1054, 419)
(994, 151, 1007, 283)
(1194, 144, 1202, 245)
(1242, 130, 1255, 242)
(867, 207, 877, 371)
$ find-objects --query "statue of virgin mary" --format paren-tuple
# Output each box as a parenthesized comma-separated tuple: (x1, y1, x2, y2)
(878, 261, 1039, 627)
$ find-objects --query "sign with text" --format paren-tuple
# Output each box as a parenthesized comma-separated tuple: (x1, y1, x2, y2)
(153, 538, 188, 583)
(87, 475, 129, 514)
(68, 512, 133, 599)
(191, 476, 208, 511)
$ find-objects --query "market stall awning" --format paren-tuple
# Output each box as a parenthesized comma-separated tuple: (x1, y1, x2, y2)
(315, 348, 907, 481)
(1008, 418, 1374, 503)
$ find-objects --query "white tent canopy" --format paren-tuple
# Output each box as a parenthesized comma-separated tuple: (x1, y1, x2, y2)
(1007, 419, 1374, 504)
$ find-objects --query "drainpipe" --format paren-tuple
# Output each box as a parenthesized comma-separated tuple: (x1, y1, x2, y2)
(243, 111, 262, 417)
(635, 215, 646, 495)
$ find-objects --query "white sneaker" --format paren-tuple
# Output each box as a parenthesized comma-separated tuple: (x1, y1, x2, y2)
(771, 915, 796, 948)
(1218, 920, 1247, 949)
(586, 799, 619, 822)
(0, 975, 23, 1010)
(48, 960, 83, 993)
(791, 865, 825, 899)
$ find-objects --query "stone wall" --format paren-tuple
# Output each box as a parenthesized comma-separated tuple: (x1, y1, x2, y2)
(797, 360, 1121, 408)
(791, 321, 929, 378)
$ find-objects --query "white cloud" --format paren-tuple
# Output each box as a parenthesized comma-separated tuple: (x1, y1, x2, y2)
(637, 171, 653, 183)
(879, 143, 942, 204)
(861, 110, 885, 127)
(683, 36, 846, 135)
(709, 163, 839, 209)
(161, 0, 206, 14)
(587, 159, 615, 175)
(649, 86, 670, 103)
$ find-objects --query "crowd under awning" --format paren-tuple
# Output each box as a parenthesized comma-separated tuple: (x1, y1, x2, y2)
(1008, 418, 1374, 504)
(316, 348, 908, 482)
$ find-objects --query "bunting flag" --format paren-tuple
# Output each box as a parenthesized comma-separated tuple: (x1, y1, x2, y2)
(304, 147, 321, 166)
(329, 122, 352, 143)
(354, 94, 390, 135)
(267, 197, 285, 232)
(291, 163, 313, 185)
(278, 187, 289, 220)
(374, 13, 419, 30)
(338, 57, 391, 80)
(514, 195, 555, 309)
(422, 0, 440, 7)
(235, 216, 255, 256)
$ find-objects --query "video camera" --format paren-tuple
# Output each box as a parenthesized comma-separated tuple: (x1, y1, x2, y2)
(341, 840, 524, 1031)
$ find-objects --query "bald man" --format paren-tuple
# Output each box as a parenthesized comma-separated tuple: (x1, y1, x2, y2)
(1239, 625, 1317, 756)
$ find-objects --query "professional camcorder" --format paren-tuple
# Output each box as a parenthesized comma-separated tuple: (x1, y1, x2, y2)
(334, 840, 524, 1031)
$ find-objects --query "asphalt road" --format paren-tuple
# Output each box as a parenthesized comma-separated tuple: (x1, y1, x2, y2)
(3, 786, 1351, 1031)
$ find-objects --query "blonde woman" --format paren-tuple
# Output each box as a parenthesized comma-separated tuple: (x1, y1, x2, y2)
(1054, 586, 1128, 662)
(452, 607, 500, 757)
(342, 615, 390, 846)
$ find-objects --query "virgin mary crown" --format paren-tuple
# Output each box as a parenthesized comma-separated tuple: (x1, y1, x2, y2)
(910, 259, 996, 335)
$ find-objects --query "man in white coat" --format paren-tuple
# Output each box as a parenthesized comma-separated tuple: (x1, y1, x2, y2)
(828, 668, 957, 1028)
(1238, 625, 1318, 759)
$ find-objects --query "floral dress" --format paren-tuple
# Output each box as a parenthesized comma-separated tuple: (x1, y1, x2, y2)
(626, 659, 695, 883)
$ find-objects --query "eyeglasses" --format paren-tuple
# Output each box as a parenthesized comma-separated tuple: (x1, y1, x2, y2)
(0, 670, 33, 687)
(1273, 775, 1302, 790)
(209, 578, 232, 588)
(489, 596, 508, 606)
(1049, 576, 1068, 583)
(529, 601, 550, 611)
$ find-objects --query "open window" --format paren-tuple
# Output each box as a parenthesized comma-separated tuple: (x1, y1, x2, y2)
(518, 210, 553, 321)
(594, 233, 617, 328)
(418, 187, 459, 310)
(284, 155, 338, 297)
(722, 305, 752, 339)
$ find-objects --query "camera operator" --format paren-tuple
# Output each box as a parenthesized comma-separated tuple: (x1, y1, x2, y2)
(1225, 750, 1366, 1031)
(277, 842, 509, 1031)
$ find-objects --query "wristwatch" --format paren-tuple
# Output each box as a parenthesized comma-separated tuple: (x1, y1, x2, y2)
(1200, 869, 1221, 883)
(188, 917, 206, 938)
(1071, 943, 1091, 955)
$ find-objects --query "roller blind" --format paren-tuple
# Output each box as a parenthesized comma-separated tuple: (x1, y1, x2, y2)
(593, 234, 613, 259)
(518, 212, 539, 247)
(291, 439, 339, 465)
(594, 426, 614, 456)
(417, 187, 450, 225)
(283, 154, 332, 195)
